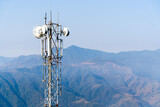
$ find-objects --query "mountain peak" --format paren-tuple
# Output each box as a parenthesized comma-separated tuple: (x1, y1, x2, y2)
(66, 45, 82, 50)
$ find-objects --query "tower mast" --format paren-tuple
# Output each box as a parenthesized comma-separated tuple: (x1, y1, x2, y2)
(33, 11, 70, 107)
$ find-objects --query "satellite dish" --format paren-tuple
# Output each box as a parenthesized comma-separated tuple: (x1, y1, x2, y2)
(62, 28, 70, 37)
(33, 25, 47, 39)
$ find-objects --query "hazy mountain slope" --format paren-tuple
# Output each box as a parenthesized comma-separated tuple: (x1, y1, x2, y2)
(0, 63, 152, 107)
(0, 46, 160, 107)
(62, 60, 155, 107)
(4, 55, 41, 69)
(64, 46, 160, 81)
(0, 67, 43, 107)
(0, 57, 14, 66)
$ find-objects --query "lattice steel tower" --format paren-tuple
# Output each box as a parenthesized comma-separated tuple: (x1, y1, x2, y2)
(33, 12, 69, 107)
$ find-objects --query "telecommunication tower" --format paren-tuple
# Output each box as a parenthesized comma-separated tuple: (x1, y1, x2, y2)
(33, 12, 70, 107)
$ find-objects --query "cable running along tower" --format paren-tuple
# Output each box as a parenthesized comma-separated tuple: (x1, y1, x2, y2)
(33, 12, 70, 107)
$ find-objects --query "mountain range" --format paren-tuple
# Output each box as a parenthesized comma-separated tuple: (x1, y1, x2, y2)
(0, 45, 160, 107)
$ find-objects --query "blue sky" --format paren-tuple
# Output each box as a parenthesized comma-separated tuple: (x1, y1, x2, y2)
(1, 0, 160, 57)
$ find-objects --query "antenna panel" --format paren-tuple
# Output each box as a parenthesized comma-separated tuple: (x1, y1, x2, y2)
(33, 25, 47, 39)
(63, 28, 70, 37)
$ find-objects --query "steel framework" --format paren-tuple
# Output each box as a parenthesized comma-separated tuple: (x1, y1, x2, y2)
(42, 13, 63, 107)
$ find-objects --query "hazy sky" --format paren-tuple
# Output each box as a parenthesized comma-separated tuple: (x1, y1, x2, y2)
(1, 0, 160, 57)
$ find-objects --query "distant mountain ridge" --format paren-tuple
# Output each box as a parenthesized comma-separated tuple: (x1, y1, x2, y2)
(0, 46, 160, 107)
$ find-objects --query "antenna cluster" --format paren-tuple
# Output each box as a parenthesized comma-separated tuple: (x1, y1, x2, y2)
(33, 12, 70, 107)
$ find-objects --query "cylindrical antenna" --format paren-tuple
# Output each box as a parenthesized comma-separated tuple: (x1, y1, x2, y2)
(50, 11, 52, 23)
(45, 13, 47, 25)
(48, 34, 51, 57)
(60, 39, 63, 58)
(57, 12, 59, 26)
(57, 12, 60, 36)
(41, 39, 44, 57)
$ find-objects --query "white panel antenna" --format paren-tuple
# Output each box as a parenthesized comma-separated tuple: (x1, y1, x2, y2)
(62, 28, 70, 37)
(33, 25, 47, 39)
